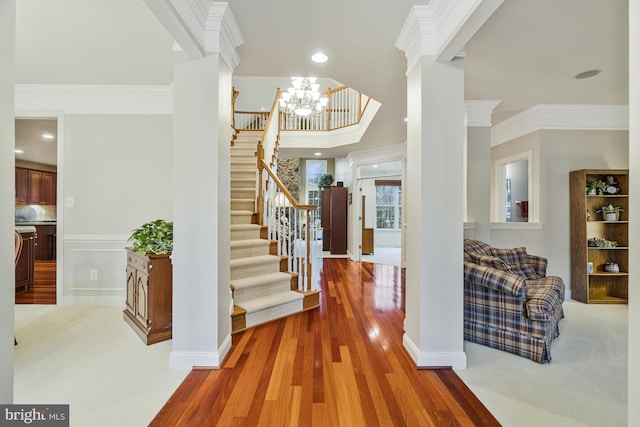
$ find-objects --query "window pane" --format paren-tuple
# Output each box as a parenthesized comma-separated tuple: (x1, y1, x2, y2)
(376, 186, 394, 205)
(376, 207, 395, 229)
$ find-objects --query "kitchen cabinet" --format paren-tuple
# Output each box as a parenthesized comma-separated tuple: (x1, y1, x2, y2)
(15, 231, 35, 293)
(15, 168, 29, 203)
(15, 167, 57, 205)
(34, 225, 57, 261)
(123, 249, 173, 344)
(570, 169, 628, 303)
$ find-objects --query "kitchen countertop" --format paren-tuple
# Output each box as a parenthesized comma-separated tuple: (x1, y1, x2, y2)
(15, 225, 37, 233)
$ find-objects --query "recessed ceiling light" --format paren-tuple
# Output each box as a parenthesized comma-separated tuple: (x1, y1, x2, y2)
(311, 52, 328, 63)
(42, 133, 55, 140)
(14, 149, 24, 154)
(404, 117, 408, 122)
(574, 69, 601, 79)
(373, 164, 379, 168)
(314, 152, 322, 156)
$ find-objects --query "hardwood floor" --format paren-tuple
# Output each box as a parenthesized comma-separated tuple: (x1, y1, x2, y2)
(151, 258, 499, 426)
(15, 260, 56, 304)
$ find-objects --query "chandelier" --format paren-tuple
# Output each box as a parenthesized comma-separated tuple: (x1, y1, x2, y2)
(279, 77, 329, 116)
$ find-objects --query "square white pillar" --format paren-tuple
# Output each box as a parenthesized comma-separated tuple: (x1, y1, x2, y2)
(403, 56, 466, 369)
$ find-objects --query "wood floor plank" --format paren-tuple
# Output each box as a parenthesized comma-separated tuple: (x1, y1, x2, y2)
(150, 258, 499, 426)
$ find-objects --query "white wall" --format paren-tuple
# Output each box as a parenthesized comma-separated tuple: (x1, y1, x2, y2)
(466, 126, 492, 242)
(0, 0, 16, 404)
(61, 114, 172, 305)
(490, 129, 628, 294)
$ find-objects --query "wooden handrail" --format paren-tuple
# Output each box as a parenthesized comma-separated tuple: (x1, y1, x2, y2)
(258, 158, 317, 211)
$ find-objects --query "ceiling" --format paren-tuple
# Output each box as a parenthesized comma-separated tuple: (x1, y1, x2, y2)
(13, 0, 628, 162)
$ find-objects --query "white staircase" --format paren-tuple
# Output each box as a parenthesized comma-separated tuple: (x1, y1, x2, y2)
(230, 130, 315, 333)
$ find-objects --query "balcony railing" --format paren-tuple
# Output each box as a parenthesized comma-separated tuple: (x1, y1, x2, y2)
(234, 85, 368, 132)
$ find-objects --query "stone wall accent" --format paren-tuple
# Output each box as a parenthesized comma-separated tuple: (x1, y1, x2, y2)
(277, 158, 300, 201)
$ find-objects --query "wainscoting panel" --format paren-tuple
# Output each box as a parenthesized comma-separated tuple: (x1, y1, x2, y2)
(62, 235, 129, 306)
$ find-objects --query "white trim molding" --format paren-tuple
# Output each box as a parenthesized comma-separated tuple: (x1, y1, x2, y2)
(144, 1, 243, 70)
(395, 0, 503, 70)
(16, 85, 173, 115)
(492, 104, 630, 146)
(403, 334, 467, 369)
(465, 100, 501, 127)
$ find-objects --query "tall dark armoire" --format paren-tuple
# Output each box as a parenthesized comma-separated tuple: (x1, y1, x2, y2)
(321, 186, 348, 254)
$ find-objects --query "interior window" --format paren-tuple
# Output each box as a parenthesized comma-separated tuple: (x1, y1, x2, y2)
(494, 151, 533, 223)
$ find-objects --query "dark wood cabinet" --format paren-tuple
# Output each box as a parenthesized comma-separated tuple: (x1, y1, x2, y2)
(16, 167, 57, 205)
(321, 186, 348, 254)
(15, 231, 35, 293)
(123, 249, 173, 344)
(34, 225, 57, 261)
(15, 168, 29, 203)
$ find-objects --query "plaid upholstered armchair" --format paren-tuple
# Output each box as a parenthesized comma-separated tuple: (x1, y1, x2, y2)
(463, 239, 565, 363)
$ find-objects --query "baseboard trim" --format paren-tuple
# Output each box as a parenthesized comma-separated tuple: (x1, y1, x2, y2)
(403, 333, 467, 369)
(169, 335, 232, 370)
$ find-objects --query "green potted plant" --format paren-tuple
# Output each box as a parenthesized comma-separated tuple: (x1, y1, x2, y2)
(596, 204, 623, 221)
(317, 173, 334, 189)
(586, 179, 608, 195)
(128, 219, 173, 254)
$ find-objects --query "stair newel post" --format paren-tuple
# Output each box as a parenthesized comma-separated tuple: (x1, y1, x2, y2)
(257, 142, 265, 225)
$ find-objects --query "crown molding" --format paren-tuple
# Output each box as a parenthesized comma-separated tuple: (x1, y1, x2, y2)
(15, 84, 174, 115)
(491, 104, 629, 146)
(144, 1, 243, 70)
(395, 0, 502, 72)
(465, 100, 501, 127)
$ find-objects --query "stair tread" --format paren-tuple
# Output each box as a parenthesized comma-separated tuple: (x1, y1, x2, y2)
(237, 291, 304, 313)
(231, 271, 291, 289)
(231, 224, 261, 230)
(230, 239, 270, 248)
(230, 254, 280, 267)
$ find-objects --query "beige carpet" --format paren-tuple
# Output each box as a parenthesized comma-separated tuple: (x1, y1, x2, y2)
(14, 305, 189, 427)
(14, 299, 627, 427)
(456, 300, 628, 427)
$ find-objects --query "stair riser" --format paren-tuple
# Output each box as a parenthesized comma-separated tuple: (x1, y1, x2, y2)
(245, 299, 304, 328)
(231, 244, 271, 259)
(230, 228, 261, 241)
(231, 200, 255, 211)
(231, 188, 255, 200)
(231, 178, 256, 189)
(231, 149, 256, 156)
(231, 170, 256, 180)
(231, 259, 281, 280)
(231, 213, 253, 224)
(233, 281, 293, 303)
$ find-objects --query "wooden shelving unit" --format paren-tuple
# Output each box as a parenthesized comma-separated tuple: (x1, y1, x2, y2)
(570, 169, 628, 304)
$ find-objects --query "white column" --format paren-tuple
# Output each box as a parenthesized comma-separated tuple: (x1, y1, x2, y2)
(403, 56, 466, 368)
(628, 0, 639, 424)
(143, 1, 242, 369)
(396, 2, 502, 368)
(170, 52, 232, 368)
(0, 0, 16, 403)
(465, 100, 500, 242)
